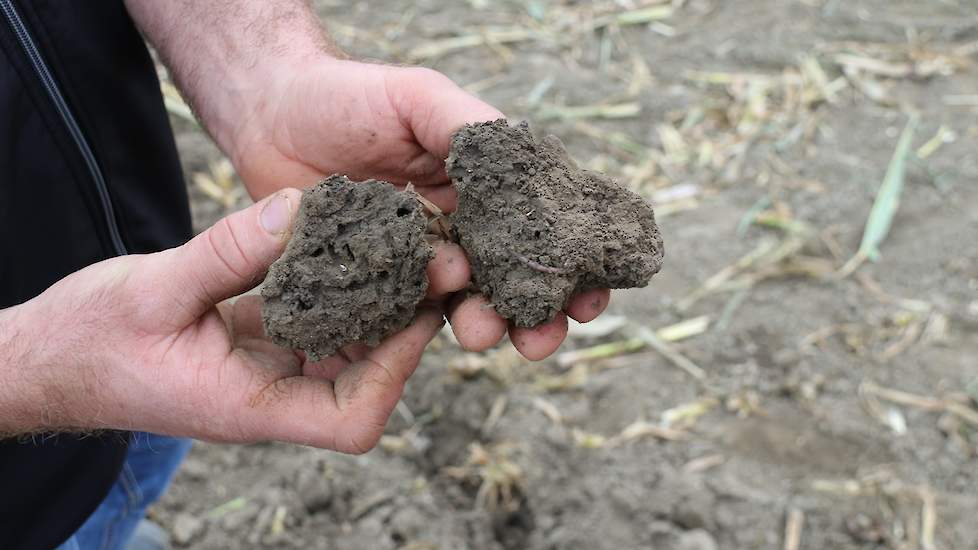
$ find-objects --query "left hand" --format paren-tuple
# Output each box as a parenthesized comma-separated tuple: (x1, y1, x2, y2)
(226, 58, 611, 360)
(3, 190, 446, 449)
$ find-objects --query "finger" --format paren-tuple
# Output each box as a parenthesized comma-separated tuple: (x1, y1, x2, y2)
(296, 342, 369, 382)
(301, 326, 415, 382)
(236, 152, 324, 201)
(216, 300, 235, 332)
(423, 184, 458, 214)
(239, 309, 444, 451)
(355, 307, 445, 386)
(415, 184, 458, 214)
(426, 242, 471, 299)
(230, 295, 266, 342)
(302, 356, 349, 381)
(509, 312, 569, 361)
(391, 67, 505, 161)
(330, 308, 444, 451)
(448, 294, 507, 351)
(153, 189, 302, 324)
(400, 150, 450, 186)
(227, 296, 305, 364)
(566, 288, 611, 323)
(339, 343, 371, 363)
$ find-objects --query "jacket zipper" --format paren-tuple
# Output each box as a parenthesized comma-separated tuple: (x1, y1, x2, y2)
(0, 0, 128, 256)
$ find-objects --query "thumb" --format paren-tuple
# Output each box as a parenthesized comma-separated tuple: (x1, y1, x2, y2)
(159, 188, 302, 321)
(393, 67, 505, 160)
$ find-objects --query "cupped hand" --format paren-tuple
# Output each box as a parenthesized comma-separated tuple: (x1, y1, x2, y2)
(228, 58, 611, 360)
(11, 191, 465, 449)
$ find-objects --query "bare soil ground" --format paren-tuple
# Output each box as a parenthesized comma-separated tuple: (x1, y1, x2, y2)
(154, 1, 978, 548)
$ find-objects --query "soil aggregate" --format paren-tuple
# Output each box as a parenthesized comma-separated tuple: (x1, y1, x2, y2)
(448, 119, 664, 327)
(261, 175, 432, 360)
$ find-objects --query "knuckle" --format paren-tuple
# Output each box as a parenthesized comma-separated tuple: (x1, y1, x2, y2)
(341, 422, 385, 455)
(335, 360, 402, 410)
(204, 216, 252, 284)
(401, 151, 441, 179)
(410, 66, 449, 85)
(392, 66, 453, 107)
(365, 359, 400, 389)
(344, 434, 371, 455)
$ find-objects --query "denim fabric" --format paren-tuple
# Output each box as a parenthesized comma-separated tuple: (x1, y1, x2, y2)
(57, 433, 192, 550)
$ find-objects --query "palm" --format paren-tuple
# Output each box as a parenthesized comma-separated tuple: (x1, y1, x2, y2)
(128, 303, 284, 441)
(129, 294, 439, 451)
(232, 59, 503, 208)
(274, 64, 443, 182)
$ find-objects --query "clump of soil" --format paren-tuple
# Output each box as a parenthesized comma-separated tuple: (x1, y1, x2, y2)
(261, 176, 432, 360)
(447, 120, 664, 327)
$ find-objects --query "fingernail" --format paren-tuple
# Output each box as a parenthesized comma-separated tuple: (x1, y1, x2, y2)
(260, 193, 292, 235)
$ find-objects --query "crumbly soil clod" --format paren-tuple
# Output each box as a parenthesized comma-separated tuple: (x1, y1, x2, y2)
(447, 120, 664, 327)
(261, 176, 432, 360)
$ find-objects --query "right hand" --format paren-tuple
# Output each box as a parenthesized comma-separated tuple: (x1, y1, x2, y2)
(1, 190, 467, 451)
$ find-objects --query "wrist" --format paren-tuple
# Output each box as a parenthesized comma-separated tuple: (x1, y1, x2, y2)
(204, 44, 343, 159)
(0, 303, 51, 434)
(0, 290, 112, 434)
(125, 0, 345, 157)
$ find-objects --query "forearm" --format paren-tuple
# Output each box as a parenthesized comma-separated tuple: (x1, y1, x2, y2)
(0, 284, 115, 436)
(124, 0, 342, 158)
(0, 304, 49, 435)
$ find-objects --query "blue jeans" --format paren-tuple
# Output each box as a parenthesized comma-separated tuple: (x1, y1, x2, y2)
(57, 433, 192, 550)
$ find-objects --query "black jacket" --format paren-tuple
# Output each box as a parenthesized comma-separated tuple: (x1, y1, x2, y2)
(0, 1, 192, 548)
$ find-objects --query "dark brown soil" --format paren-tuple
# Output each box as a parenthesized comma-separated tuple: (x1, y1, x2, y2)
(449, 120, 664, 327)
(261, 176, 432, 360)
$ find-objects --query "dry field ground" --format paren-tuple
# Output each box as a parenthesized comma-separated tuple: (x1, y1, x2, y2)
(154, 1, 978, 548)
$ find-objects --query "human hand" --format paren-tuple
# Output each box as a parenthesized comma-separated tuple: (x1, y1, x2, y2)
(0, 190, 467, 450)
(227, 58, 611, 360)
